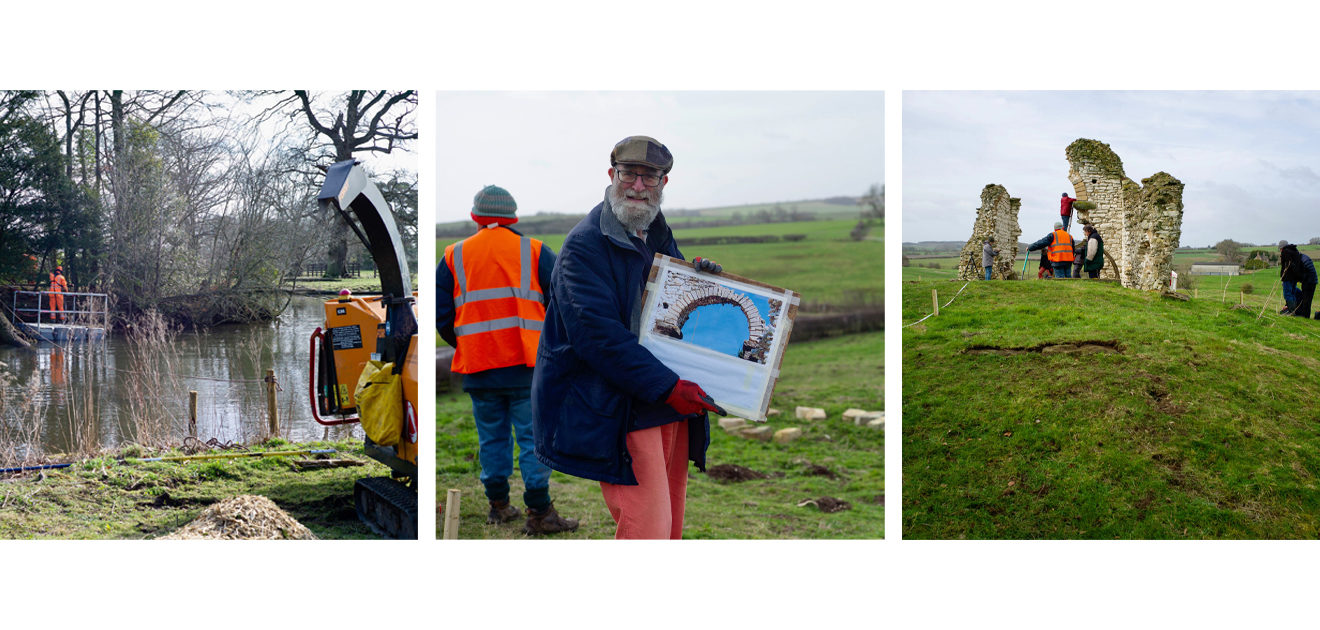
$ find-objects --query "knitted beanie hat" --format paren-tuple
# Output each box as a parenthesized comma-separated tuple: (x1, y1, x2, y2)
(471, 185, 518, 226)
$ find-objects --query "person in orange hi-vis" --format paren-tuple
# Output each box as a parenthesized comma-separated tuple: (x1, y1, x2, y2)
(48, 265, 68, 322)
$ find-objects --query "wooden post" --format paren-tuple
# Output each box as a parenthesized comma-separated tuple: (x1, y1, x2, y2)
(188, 391, 198, 438)
(1240, 291, 1244, 305)
(1194, 287, 1198, 299)
(932, 289, 939, 317)
(443, 489, 462, 540)
(266, 369, 280, 438)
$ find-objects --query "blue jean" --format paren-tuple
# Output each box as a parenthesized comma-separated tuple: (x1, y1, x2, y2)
(1062, 214, 1072, 231)
(1053, 263, 1072, 278)
(469, 388, 551, 496)
(984, 266, 993, 281)
(1283, 281, 1299, 309)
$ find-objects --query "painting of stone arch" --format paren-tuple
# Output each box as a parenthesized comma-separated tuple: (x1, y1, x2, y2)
(638, 254, 800, 421)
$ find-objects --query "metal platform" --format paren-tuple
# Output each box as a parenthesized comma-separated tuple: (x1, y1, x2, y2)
(9, 289, 109, 344)
(15, 321, 106, 343)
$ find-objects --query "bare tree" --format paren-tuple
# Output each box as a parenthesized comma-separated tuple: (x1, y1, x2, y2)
(290, 91, 417, 277)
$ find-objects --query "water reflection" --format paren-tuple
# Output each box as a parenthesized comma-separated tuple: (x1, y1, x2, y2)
(0, 295, 361, 458)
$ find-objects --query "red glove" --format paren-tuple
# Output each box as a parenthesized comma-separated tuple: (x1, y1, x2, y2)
(665, 379, 727, 416)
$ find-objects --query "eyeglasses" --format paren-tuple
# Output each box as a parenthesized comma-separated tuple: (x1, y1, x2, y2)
(616, 169, 662, 187)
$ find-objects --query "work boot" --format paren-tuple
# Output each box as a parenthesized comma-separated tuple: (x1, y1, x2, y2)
(486, 500, 521, 524)
(522, 503, 579, 535)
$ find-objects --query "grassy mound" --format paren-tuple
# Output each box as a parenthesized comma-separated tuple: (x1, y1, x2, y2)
(903, 278, 1320, 539)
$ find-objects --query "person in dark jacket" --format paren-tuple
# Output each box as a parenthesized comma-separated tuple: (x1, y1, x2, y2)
(532, 136, 723, 539)
(438, 185, 579, 534)
(982, 237, 999, 280)
(1081, 225, 1105, 279)
(1279, 243, 1317, 317)
(1027, 222, 1075, 279)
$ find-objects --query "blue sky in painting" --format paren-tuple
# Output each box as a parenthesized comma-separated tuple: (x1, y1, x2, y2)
(679, 291, 773, 360)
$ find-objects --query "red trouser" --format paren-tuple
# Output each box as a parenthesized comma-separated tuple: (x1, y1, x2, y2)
(599, 421, 689, 539)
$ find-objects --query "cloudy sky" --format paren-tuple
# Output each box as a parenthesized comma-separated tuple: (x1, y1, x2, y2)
(434, 92, 883, 223)
(904, 91, 1320, 248)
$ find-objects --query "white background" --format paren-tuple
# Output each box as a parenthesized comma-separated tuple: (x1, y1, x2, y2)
(3, 1, 1317, 628)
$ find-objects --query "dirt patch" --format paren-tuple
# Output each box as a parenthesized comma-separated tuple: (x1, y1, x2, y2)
(803, 463, 838, 480)
(797, 496, 851, 513)
(138, 491, 210, 509)
(1145, 376, 1185, 415)
(160, 494, 317, 540)
(706, 464, 769, 482)
(964, 340, 1123, 356)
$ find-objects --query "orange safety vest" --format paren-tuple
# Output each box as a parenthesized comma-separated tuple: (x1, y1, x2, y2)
(49, 272, 67, 293)
(1047, 229, 1075, 263)
(443, 227, 547, 374)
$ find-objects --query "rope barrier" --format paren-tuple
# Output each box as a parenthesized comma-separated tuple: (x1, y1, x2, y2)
(903, 282, 971, 328)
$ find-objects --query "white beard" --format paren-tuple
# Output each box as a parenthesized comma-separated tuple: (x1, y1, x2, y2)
(608, 181, 663, 233)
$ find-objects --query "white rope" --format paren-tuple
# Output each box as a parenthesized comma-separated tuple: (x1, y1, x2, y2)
(902, 282, 971, 328)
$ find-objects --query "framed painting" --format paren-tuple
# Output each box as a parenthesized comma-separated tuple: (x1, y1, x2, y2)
(638, 254, 800, 421)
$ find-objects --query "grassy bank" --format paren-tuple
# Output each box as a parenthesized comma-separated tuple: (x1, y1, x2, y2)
(436, 331, 883, 539)
(903, 278, 1320, 539)
(0, 438, 387, 539)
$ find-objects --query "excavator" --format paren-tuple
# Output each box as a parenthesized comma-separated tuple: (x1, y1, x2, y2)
(308, 159, 418, 539)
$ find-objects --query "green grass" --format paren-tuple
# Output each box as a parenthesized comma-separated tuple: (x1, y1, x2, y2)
(0, 439, 388, 539)
(902, 278, 1320, 539)
(289, 272, 419, 295)
(436, 331, 883, 539)
(442, 219, 882, 306)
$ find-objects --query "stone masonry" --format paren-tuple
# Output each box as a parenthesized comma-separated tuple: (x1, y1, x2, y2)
(958, 184, 1022, 280)
(1066, 139, 1184, 291)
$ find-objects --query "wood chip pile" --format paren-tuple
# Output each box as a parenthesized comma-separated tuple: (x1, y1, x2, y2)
(161, 494, 317, 540)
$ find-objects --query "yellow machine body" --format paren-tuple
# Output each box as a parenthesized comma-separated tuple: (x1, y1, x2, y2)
(322, 295, 386, 412)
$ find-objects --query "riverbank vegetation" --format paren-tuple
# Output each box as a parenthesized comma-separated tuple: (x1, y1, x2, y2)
(0, 90, 416, 336)
(0, 438, 381, 539)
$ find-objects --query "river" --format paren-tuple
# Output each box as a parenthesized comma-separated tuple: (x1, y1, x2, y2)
(0, 295, 361, 458)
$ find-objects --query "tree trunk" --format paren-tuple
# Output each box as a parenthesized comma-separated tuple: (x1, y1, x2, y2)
(0, 311, 33, 349)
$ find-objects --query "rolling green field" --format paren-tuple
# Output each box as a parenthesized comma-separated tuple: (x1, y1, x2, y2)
(437, 331, 882, 539)
(442, 218, 882, 306)
(903, 278, 1320, 539)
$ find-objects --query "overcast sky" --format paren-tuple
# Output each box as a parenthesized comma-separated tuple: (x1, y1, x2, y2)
(904, 91, 1320, 248)
(434, 92, 883, 223)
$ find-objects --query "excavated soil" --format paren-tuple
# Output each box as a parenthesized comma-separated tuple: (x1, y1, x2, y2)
(160, 494, 317, 540)
(706, 464, 769, 482)
(964, 340, 1123, 356)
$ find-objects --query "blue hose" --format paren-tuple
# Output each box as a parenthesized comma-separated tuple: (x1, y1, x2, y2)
(0, 462, 73, 474)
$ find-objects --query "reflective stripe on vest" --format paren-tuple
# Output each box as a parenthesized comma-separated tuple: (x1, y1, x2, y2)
(1048, 230, 1075, 263)
(445, 228, 546, 373)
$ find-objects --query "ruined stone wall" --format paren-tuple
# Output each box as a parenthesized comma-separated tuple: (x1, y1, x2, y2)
(1065, 139, 1184, 291)
(958, 184, 1022, 280)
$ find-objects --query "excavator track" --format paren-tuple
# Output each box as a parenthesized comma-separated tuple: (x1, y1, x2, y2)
(354, 476, 418, 539)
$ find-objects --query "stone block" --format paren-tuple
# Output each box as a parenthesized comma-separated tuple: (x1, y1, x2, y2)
(795, 406, 826, 421)
(841, 408, 869, 422)
(773, 428, 803, 444)
(740, 426, 774, 441)
(855, 411, 883, 426)
(766, 408, 782, 417)
(867, 417, 884, 429)
(718, 417, 749, 432)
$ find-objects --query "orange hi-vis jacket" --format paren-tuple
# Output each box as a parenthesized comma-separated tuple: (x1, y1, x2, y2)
(1047, 229, 1075, 263)
(443, 227, 547, 374)
(49, 272, 68, 293)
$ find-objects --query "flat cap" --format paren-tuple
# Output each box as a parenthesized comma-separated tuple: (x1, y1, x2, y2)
(610, 135, 673, 173)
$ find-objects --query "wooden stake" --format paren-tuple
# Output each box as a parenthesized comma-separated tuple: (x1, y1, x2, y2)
(932, 289, 940, 317)
(443, 489, 462, 540)
(266, 369, 280, 438)
(1194, 287, 1198, 299)
(188, 391, 198, 438)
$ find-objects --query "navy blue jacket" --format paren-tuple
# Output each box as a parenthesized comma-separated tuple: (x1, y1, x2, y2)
(437, 225, 556, 391)
(532, 192, 710, 485)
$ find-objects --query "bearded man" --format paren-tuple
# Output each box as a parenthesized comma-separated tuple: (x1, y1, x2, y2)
(532, 135, 724, 539)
